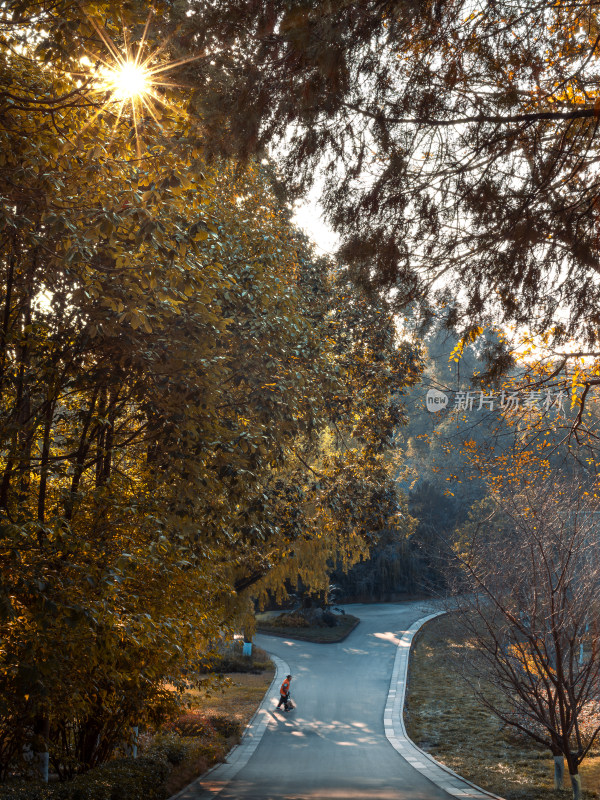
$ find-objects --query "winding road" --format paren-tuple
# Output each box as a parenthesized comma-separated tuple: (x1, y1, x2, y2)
(173, 601, 495, 800)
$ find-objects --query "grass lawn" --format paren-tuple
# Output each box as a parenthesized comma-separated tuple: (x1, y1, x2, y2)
(256, 611, 360, 642)
(405, 614, 600, 800)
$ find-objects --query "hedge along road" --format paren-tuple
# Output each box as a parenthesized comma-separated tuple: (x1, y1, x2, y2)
(174, 601, 465, 800)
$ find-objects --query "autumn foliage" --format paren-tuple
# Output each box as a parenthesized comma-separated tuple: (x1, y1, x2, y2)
(0, 0, 422, 778)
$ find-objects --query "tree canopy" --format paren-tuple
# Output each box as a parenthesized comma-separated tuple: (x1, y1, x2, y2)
(182, 0, 600, 347)
(0, 0, 424, 775)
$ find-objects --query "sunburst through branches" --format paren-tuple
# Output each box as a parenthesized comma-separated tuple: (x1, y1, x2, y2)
(104, 60, 150, 102)
(82, 10, 201, 152)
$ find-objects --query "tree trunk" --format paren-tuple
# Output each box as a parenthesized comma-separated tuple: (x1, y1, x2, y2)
(95, 386, 107, 487)
(554, 755, 564, 789)
(570, 773, 581, 800)
(0, 442, 15, 510)
(66, 386, 99, 520)
(15, 281, 32, 511)
(0, 235, 15, 399)
(37, 395, 56, 532)
(101, 395, 115, 483)
(32, 714, 49, 782)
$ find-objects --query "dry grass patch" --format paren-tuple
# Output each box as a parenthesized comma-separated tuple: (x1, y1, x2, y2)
(183, 669, 276, 728)
(405, 614, 600, 800)
(160, 652, 275, 796)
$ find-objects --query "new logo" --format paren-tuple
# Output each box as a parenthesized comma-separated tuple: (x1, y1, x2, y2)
(426, 388, 449, 413)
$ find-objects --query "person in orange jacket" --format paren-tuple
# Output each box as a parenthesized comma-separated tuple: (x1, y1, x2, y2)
(277, 674, 292, 710)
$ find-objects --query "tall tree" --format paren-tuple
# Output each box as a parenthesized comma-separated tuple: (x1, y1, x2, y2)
(178, 0, 600, 349)
(0, 0, 423, 775)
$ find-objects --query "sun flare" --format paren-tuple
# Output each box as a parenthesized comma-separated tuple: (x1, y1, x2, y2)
(80, 11, 204, 154)
(105, 60, 150, 101)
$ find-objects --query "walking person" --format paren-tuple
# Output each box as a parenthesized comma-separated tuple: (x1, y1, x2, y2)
(277, 674, 292, 711)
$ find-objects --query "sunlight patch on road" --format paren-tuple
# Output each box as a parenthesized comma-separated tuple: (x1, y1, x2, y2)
(373, 631, 410, 647)
(286, 719, 380, 746)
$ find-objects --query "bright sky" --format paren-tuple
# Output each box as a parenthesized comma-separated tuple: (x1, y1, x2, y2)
(292, 185, 340, 258)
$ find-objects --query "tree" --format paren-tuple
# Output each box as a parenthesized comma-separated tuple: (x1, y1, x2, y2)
(246, 264, 424, 605)
(451, 481, 600, 800)
(0, 1, 424, 777)
(398, 317, 504, 503)
(178, 0, 600, 350)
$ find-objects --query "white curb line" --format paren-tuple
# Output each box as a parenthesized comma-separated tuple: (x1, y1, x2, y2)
(385, 610, 504, 799)
(169, 653, 291, 800)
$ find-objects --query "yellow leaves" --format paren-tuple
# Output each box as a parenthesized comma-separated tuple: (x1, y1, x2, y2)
(126, 310, 152, 333)
(571, 370, 582, 408)
(552, 83, 589, 106)
(99, 218, 114, 238)
(169, 180, 185, 198)
(0, 29, 420, 724)
(103, 297, 125, 314)
(449, 326, 483, 362)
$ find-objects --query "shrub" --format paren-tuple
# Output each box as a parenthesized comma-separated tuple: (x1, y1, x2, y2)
(206, 715, 242, 739)
(0, 720, 26, 784)
(66, 755, 169, 800)
(0, 783, 54, 800)
(202, 655, 269, 674)
(265, 610, 345, 629)
(199, 643, 271, 675)
(321, 611, 338, 627)
(167, 712, 241, 741)
(147, 732, 189, 765)
(270, 613, 309, 628)
(0, 755, 169, 800)
(168, 712, 212, 738)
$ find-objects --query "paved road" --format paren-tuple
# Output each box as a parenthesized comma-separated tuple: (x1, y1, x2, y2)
(183, 600, 458, 800)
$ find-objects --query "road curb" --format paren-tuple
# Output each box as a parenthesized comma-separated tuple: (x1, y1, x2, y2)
(385, 610, 505, 800)
(171, 608, 506, 800)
